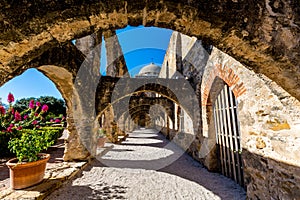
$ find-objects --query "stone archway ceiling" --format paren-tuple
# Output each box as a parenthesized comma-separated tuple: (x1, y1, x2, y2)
(95, 76, 191, 117)
(122, 103, 173, 120)
(0, 0, 299, 100)
(0, 40, 86, 86)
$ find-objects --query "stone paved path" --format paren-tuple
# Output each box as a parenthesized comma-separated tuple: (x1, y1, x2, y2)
(46, 129, 246, 200)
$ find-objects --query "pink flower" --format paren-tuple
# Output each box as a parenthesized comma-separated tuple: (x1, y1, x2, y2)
(17, 126, 22, 130)
(6, 126, 12, 132)
(41, 104, 48, 112)
(54, 119, 61, 123)
(32, 120, 38, 125)
(11, 108, 14, 114)
(14, 111, 21, 121)
(7, 93, 14, 103)
(9, 124, 14, 127)
(34, 113, 39, 117)
(29, 100, 35, 109)
(36, 101, 41, 107)
(0, 106, 5, 115)
(50, 119, 54, 122)
(23, 115, 28, 120)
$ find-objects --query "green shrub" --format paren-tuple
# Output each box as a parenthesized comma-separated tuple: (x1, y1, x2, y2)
(8, 129, 55, 162)
(0, 127, 64, 159)
(38, 127, 64, 142)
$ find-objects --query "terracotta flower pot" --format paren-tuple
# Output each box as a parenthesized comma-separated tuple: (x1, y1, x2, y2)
(6, 153, 50, 189)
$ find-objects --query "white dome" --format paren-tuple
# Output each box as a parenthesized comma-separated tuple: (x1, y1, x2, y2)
(137, 63, 161, 77)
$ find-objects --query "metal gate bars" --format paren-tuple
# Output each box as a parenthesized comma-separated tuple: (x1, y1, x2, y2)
(213, 84, 244, 187)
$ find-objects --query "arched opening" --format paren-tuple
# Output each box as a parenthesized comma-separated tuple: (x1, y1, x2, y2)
(96, 82, 197, 150)
(0, 68, 67, 156)
(0, 68, 64, 103)
(207, 77, 244, 188)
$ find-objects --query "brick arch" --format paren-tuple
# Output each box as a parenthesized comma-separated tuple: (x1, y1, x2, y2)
(202, 63, 246, 106)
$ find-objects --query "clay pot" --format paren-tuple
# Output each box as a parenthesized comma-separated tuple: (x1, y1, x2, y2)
(6, 153, 50, 189)
(97, 137, 106, 147)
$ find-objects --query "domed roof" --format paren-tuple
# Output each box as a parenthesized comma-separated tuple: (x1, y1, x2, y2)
(137, 63, 161, 77)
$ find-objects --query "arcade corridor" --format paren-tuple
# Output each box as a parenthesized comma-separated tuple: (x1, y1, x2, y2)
(46, 129, 246, 200)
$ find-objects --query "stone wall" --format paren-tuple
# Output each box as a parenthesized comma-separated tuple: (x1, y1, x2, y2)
(202, 46, 300, 198)
(160, 31, 300, 199)
(243, 149, 300, 200)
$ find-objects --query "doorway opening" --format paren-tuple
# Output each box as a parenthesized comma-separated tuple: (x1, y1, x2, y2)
(213, 83, 244, 187)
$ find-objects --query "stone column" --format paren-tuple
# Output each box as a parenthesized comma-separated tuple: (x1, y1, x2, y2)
(63, 111, 91, 161)
(103, 30, 129, 77)
(63, 31, 102, 161)
(176, 32, 183, 73)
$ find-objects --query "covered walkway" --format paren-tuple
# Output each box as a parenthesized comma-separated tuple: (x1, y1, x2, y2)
(47, 129, 246, 200)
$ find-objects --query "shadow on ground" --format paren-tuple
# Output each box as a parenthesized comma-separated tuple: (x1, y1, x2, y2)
(49, 183, 127, 200)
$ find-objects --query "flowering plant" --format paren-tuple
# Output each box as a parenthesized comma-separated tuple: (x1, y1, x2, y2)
(0, 93, 49, 134)
(0, 93, 61, 160)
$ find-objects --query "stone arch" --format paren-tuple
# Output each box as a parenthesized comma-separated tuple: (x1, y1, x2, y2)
(129, 108, 151, 128)
(37, 66, 74, 109)
(107, 79, 199, 124)
(97, 86, 194, 128)
(117, 101, 174, 129)
(0, 60, 91, 161)
(24, 41, 98, 161)
(1, 1, 299, 101)
(1, 5, 300, 196)
(97, 88, 178, 126)
(95, 78, 198, 146)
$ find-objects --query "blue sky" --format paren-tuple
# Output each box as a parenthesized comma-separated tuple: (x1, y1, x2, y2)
(0, 26, 173, 104)
(101, 25, 172, 76)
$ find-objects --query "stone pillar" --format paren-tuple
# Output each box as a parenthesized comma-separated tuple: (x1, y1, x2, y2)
(75, 32, 102, 67)
(127, 117, 134, 132)
(63, 31, 102, 161)
(63, 112, 90, 161)
(175, 32, 183, 73)
(103, 30, 129, 77)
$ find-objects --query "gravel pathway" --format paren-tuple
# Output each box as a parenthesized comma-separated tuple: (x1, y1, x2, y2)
(46, 129, 246, 200)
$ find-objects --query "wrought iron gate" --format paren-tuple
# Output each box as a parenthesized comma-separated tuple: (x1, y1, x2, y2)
(213, 84, 244, 187)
